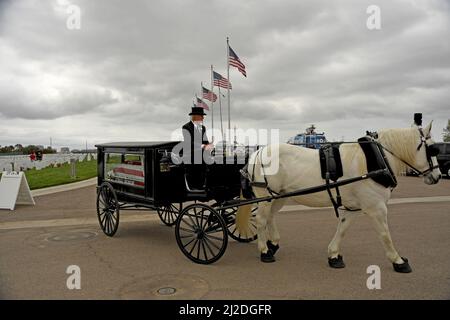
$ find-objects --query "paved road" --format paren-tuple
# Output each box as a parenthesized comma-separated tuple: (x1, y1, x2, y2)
(0, 177, 449, 299)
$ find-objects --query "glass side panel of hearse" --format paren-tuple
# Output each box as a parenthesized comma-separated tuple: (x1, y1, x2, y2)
(104, 153, 145, 189)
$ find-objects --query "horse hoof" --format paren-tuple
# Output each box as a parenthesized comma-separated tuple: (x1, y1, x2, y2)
(328, 255, 345, 268)
(266, 241, 279, 256)
(261, 251, 276, 263)
(393, 257, 412, 273)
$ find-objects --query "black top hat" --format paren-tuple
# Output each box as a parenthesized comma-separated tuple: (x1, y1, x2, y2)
(189, 106, 207, 116)
(414, 113, 422, 126)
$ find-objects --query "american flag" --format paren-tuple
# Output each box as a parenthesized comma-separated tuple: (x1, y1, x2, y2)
(228, 45, 247, 77)
(196, 97, 210, 110)
(213, 71, 232, 89)
(202, 86, 217, 102)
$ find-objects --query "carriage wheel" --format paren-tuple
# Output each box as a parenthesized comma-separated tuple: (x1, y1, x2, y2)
(220, 202, 258, 243)
(96, 182, 120, 237)
(157, 203, 180, 226)
(175, 203, 228, 264)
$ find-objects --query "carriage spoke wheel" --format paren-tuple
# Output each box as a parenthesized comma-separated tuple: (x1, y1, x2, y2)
(157, 203, 180, 226)
(175, 204, 228, 264)
(220, 202, 258, 243)
(96, 182, 120, 237)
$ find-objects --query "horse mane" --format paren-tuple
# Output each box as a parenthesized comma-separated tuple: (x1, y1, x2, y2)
(377, 128, 420, 175)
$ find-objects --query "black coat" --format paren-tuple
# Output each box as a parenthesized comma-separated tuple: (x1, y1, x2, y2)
(182, 121, 210, 164)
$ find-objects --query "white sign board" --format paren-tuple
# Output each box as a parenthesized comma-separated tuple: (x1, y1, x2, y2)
(0, 171, 35, 210)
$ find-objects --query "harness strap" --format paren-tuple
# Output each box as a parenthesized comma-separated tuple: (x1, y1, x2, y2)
(250, 148, 267, 187)
(250, 149, 259, 182)
(335, 186, 342, 208)
(381, 145, 438, 176)
(365, 135, 398, 191)
(324, 172, 342, 218)
(321, 145, 343, 218)
(249, 147, 280, 198)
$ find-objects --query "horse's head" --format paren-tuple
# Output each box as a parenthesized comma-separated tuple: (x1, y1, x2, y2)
(379, 122, 442, 185)
(413, 121, 441, 185)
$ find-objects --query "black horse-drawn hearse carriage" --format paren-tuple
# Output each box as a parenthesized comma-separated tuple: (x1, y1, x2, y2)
(95, 141, 258, 264)
(96, 139, 393, 265)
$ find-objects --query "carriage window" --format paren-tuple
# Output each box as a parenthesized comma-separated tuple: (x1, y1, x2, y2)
(105, 153, 145, 188)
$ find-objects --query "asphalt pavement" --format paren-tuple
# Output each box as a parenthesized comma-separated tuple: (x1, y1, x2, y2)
(0, 176, 449, 299)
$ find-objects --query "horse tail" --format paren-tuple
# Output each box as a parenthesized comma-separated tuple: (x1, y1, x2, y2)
(235, 149, 260, 235)
(235, 192, 253, 236)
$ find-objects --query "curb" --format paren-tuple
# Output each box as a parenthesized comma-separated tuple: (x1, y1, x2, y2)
(31, 178, 97, 197)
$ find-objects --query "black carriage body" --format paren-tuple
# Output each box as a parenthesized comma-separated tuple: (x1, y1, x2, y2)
(95, 141, 245, 207)
(95, 140, 391, 265)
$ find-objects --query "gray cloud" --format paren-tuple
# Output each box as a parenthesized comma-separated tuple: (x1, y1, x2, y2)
(0, 0, 449, 149)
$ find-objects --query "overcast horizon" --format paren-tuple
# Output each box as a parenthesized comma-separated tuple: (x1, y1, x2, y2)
(0, 0, 449, 150)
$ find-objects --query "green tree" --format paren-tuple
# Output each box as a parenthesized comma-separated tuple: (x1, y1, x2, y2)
(444, 119, 450, 142)
(22, 145, 37, 155)
(0, 145, 14, 154)
(42, 146, 56, 154)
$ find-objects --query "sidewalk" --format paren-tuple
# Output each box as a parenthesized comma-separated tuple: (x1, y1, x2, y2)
(31, 177, 97, 197)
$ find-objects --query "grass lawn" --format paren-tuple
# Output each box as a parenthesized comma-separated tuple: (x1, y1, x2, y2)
(0, 160, 97, 190)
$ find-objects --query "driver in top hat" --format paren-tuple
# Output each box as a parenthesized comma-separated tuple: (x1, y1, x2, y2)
(182, 106, 214, 163)
(182, 106, 214, 189)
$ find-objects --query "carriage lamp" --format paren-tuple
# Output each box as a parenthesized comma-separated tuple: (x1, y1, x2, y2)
(160, 152, 171, 172)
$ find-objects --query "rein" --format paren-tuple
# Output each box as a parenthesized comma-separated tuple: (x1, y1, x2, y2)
(377, 128, 439, 176)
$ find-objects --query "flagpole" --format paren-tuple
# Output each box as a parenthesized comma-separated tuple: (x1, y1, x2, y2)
(200, 82, 206, 132)
(226, 36, 231, 145)
(209, 66, 214, 142)
(218, 86, 224, 143)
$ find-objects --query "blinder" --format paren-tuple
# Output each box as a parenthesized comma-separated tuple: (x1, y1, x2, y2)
(426, 144, 440, 158)
(416, 128, 440, 175)
(417, 128, 440, 158)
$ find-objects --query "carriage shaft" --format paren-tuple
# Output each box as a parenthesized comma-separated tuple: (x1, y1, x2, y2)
(218, 169, 388, 211)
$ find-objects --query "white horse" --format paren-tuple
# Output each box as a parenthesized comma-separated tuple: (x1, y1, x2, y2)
(236, 122, 441, 273)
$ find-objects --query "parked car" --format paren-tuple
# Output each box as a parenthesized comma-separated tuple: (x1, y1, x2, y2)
(435, 142, 450, 178)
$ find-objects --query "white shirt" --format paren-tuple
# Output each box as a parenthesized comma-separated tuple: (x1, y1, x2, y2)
(191, 121, 206, 148)
(191, 121, 203, 132)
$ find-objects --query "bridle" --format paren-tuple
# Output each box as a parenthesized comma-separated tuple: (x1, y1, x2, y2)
(378, 128, 440, 176)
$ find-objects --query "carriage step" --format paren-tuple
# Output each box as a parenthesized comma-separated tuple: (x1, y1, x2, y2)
(186, 191, 208, 199)
(186, 188, 206, 193)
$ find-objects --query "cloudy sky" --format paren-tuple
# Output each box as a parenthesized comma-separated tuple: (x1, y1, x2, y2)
(0, 0, 449, 150)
